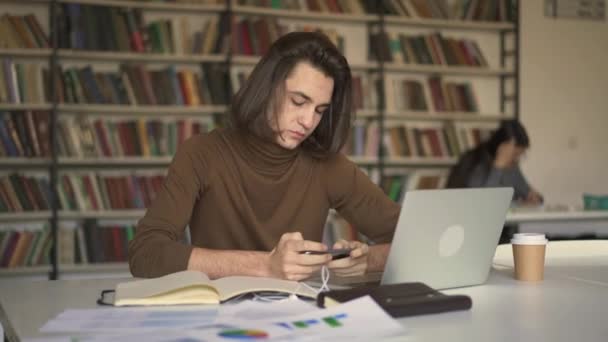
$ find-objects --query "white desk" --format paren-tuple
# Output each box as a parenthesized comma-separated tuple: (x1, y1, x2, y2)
(505, 210, 608, 237)
(1, 252, 608, 342)
(506, 209, 608, 224)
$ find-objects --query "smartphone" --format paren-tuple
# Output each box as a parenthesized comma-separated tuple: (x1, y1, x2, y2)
(299, 248, 352, 260)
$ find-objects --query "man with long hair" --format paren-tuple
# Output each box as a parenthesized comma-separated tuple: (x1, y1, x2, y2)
(129, 32, 399, 280)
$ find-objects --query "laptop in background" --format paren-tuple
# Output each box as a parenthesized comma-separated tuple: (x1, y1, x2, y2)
(381, 187, 513, 289)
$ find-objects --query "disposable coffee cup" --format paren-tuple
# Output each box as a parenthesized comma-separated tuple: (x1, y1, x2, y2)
(511, 233, 548, 281)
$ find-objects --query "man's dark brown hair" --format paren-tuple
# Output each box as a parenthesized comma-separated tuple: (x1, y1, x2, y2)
(230, 31, 353, 158)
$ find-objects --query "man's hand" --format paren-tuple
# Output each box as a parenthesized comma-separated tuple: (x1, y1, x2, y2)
(525, 189, 543, 205)
(327, 239, 369, 277)
(268, 232, 331, 281)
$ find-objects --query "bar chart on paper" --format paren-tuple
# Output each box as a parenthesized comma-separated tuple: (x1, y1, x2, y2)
(276, 313, 348, 330)
(217, 329, 269, 339)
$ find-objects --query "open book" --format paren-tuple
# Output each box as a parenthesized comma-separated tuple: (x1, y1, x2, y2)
(113, 270, 318, 306)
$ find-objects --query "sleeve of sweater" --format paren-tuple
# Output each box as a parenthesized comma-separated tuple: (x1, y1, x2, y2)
(467, 164, 530, 200)
(128, 136, 207, 278)
(325, 154, 400, 244)
(504, 165, 531, 200)
(467, 164, 504, 188)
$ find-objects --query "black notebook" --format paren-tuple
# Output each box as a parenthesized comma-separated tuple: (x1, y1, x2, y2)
(317, 282, 472, 318)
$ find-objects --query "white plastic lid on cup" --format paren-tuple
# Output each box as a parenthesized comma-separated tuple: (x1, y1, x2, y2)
(511, 233, 548, 245)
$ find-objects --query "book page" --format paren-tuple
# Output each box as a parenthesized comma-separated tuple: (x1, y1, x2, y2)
(115, 270, 214, 305)
(211, 276, 317, 301)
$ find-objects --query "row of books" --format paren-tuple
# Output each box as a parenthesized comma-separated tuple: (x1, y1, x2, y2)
(57, 172, 164, 211)
(238, 0, 515, 22)
(17, 8, 338, 57)
(238, 0, 367, 14)
(53, 64, 230, 106)
(56, 5, 229, 55)
(380, 171, 447, 202)
(342, 121, 495, 158)
(231, 17, 286, 57)
(0, 224, 51, 268)
(59, 220, 135, 264)
(352, 73, 380, 110)
(378, 0, 515, 21)
(0, 172, 164, 213)
(0, 60, 232, 106)
(383, 123, 494, 158)
(385, 77, 478, 112)
(0, 173, 51, 212)
(0, 59, 47, 104)
(0, 14, 49, 49)
(0, 111, 51, 158)
(237, 19, 345, 54)
(57, 116, 213, 158)
(370, 31, 488, 66)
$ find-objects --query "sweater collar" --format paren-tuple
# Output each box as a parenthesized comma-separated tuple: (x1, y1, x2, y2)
(234, 129, 301, 175)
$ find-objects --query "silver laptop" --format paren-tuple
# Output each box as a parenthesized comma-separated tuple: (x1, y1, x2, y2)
(381, 187, 513, 289)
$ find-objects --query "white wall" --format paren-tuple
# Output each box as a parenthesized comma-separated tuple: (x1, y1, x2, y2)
(519, 0, 608, 206)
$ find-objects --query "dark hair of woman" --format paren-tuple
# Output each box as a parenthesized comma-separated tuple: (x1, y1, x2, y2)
(446, 119, 530, 188)
(229, 31, 353, 158)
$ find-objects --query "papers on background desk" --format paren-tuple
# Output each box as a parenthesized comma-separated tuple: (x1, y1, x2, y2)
(37, 296, 405, 341)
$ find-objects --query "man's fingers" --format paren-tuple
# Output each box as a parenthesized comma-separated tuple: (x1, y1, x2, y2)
(332, 239, 349, 249)
(280, 232, 303, 243)
(293, 253, 331, 265)
(282, 264, 320, 276)
(287, 239, 327, 253)
(327, 257, 356, 269)
(349, 244, 368, 258)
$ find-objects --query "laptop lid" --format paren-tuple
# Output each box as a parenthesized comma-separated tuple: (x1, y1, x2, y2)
(381, 187, 513, 290)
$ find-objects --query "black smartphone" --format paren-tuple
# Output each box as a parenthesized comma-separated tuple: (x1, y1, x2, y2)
(299, 248, 352, 260)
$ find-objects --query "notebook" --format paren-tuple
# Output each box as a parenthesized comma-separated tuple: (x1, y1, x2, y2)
(113, 270, 317, 306)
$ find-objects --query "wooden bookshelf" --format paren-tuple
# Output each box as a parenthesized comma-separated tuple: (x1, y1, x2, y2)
(57, 157, 171, 166)
(356, 109, 380, 118)
(0, 103, 53, 111)
(0, 158, 51, 167)
(384, 157, 458, 166)
(383, 63, 513, 77)
(57, 104, 228, 115)
(232, 5, 376, 23)
(59, 262, 129, 273)
(58, 157, 172, 166)
(0, 265, 51, 277)
(58, 210, 145, 220)
(58, 0, 225, 13)
(383, 16, 516, 31)
(232, 55, 379, 71)
(383, 111, 515, 121)
(0, 48, 52, 58)
(57, 50, 227, 64)
(0, 212, 53, 222)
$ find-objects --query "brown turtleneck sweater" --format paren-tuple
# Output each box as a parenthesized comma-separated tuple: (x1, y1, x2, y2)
(128, 128, 400, 278)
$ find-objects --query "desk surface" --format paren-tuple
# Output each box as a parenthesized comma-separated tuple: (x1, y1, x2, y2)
(2, 243, 608, 342)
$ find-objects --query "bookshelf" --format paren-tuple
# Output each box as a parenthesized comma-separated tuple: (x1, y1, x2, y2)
(0, 0, 520, 279)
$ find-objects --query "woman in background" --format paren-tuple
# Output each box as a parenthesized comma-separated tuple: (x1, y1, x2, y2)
(446, 119, 543, 205)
